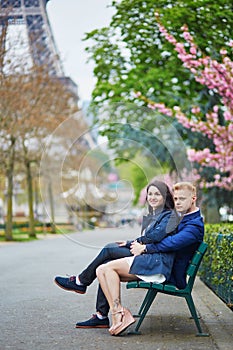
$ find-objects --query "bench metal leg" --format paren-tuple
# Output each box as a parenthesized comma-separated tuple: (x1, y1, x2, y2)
(130, 289, 158, 334)
(185, 295, 209, 337)
(133, 289, 155, 317)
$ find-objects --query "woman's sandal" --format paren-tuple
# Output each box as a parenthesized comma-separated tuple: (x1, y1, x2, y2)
(110, 308, 135, 336)
(109, 309, 124, 335)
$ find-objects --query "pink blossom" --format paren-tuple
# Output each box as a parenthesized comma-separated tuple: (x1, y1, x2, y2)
(220, 49, 228, 55)
(183, 31, 193, 42)
(190, 46, 197, 55)
(181, 25, 188, 32)
(147, 103, 156, 110)
(191, 106, 201, 114)
(142, 15, 233, 190)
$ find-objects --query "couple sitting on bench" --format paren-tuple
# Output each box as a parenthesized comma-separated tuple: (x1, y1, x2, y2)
(54, 181, 204, 336)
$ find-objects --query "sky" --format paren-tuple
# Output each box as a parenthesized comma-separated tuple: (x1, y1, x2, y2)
(47, 0, 115, 103)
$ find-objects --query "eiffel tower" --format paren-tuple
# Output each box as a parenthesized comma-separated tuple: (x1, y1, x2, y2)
(0, 0, 77, 95)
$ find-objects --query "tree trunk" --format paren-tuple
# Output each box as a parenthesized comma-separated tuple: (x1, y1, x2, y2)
(25, 160, 36, 238)
(48, 179, 56, 233)
(5, 137, 15, 241)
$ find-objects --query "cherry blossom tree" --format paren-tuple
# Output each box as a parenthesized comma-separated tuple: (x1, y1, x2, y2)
(137, 13, 233, 191)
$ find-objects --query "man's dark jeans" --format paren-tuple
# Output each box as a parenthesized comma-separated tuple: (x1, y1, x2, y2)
(79, 243, 132, 316)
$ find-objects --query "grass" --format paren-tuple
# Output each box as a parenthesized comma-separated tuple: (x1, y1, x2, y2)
(0, 225, 76, 242)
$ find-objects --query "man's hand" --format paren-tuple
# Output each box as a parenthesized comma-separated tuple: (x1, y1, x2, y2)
(116, 241, 127, 247)
(130, 241, 146, 256)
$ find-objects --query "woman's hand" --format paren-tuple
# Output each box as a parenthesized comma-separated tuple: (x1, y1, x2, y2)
(130, 241, 146, 256)
(116, 241, 127, 247)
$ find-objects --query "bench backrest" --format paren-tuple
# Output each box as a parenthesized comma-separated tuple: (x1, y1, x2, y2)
(186, 241, 208, 291)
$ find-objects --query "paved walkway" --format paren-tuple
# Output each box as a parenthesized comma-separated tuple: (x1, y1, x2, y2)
(0, 227, 232, 350)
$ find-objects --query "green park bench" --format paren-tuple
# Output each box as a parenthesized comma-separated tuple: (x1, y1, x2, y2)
(127, 241, 209, 336)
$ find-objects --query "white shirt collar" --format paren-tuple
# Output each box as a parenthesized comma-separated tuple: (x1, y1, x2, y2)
(183, 207, 199, 216)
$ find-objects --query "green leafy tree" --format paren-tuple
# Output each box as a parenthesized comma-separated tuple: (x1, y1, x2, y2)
(84, 0, 233, 219)
(85, 0, 232, 110)
(84, 0, 232, 160)
(116, 153, 167, 204)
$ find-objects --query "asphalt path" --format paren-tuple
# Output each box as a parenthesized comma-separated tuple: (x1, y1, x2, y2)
(0, 226, 231, 350)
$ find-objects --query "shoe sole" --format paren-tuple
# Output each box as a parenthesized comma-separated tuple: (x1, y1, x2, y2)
(113, 319, 135, 335)
(54, 279, 86, 294)
(75, 325, 109, 329)
(111, 308, 136, 336)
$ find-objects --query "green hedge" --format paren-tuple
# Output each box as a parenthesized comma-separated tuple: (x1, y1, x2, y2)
(200, 223, 233, 309)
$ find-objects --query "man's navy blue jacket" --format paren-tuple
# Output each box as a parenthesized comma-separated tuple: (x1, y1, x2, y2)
(145, 209, 204, 289)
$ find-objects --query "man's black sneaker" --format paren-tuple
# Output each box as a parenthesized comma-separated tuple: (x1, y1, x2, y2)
(76, 314, 110, 328)
(54, 276, 87, 294)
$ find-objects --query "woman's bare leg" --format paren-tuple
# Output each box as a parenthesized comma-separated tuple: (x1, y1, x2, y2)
(96, 258, 138, 330)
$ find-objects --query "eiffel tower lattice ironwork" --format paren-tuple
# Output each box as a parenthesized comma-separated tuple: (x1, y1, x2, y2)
(0, 0, 65, 77)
